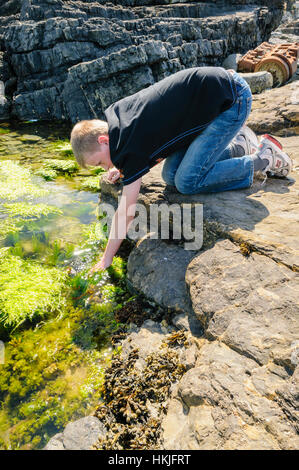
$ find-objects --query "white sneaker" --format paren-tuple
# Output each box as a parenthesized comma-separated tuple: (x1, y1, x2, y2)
(232, 125, 259, 156)
(257, 134, 293, 177)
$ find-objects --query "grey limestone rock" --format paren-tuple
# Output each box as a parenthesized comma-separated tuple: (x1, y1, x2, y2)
(0, 0, 284, 121)
(127, 234, 196, 316)
(172, 312, 203, 337)
(162, 341, 299, 450)
(99, 128, 299, 450)
(270, 17, 299, 44)
(185, 239, 299, 370)
(120, 319, 169, 372)
(239, 71, 273, 93)
(44, 416, 106, 450)
(222, 53, 243, 71)
(43, 433, 64, 451)
(247, 81, 299, 135)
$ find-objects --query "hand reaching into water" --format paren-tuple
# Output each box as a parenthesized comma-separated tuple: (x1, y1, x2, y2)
(88, 255, 113, 275)
(107, 168, 120, 183)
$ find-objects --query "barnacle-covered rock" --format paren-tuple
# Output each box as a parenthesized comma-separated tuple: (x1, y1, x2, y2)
(93, 323, 188, 450)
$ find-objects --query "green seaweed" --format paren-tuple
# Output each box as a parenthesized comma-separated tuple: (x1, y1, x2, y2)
(51, 140, 74, 157)
(31, 233, 47, 254)
(0, 202, 62, 219)
(69, 273, 90, 302)
(19, 134, 43, 143)
(108, 256, 127, 283)
(34, 168, 58, 181)
(44, 239, 74, 266)
(44, 159, 79, 175)
(74, 302, 126, 351)
(82, 221, 108, 248)
(0, 249, 67, 329)
(0, 219, 24, 241)
(80, 176, 100, 192)
(0, 304, 113, 449)
(8, 242, 24, 258)
(0, 161, 48, 201)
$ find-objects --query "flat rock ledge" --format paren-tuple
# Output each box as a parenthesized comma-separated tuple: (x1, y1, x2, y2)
(162, 339, 299, 450)
(248, 81, 299, 136)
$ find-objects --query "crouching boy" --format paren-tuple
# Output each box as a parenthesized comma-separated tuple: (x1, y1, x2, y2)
(70, 67, 292, 272)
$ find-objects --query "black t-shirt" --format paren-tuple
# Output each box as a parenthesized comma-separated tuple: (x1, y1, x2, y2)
(104, 66, 237, 185)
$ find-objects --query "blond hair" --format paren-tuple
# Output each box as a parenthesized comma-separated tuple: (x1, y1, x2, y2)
(70, 119, 109, 168)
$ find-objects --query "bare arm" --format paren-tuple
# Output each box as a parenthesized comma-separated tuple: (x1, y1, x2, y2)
(89, 177, 142, 272)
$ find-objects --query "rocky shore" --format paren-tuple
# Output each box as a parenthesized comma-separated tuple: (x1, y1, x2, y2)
(96, 102, 299, 450)
(1, 0, 297, 452)
(46, 62, 299, 451)
(0, 0, 285, 122)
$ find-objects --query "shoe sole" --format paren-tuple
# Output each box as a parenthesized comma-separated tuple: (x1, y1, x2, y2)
(260, 134, 293, 176)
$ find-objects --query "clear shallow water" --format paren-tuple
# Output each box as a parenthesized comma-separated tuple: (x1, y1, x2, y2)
(9, 178, 99, 250)
(0, 121, 126, 450)
(0, 121, 104, 262)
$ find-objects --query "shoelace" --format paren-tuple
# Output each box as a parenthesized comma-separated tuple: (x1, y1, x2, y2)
(258, 143, 273, 186)
(261, 172, 268, 186)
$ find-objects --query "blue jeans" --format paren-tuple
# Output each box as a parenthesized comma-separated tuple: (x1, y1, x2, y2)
(161, 72, 254, 193)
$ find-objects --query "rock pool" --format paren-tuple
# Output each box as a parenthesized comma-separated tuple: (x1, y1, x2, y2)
(0, 120, 130, 450)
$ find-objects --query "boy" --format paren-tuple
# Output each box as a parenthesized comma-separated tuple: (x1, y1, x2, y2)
(70, 67, 292, 273)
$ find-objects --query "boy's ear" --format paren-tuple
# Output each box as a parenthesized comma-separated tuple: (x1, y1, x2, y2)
(97, 135, 109, 145)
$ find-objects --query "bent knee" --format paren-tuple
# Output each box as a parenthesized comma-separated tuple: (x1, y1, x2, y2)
(174, 175, 196, 194)
(175, 182, 198, 195)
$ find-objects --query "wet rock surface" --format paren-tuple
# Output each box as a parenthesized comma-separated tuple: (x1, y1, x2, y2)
(127, 235, 196, 316)
(0, 0, 284, 121)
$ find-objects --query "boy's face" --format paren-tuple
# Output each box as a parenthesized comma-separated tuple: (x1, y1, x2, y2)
(85, 135, 113, 171)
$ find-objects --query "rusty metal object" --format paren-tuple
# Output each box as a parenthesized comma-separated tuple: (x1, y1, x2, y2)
(238, 42, 299, 87)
